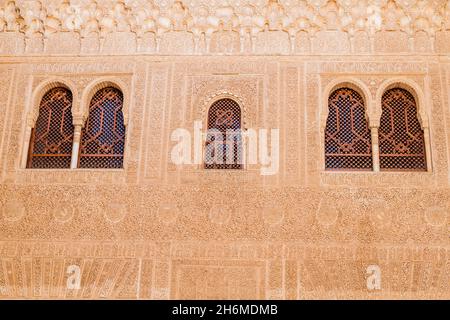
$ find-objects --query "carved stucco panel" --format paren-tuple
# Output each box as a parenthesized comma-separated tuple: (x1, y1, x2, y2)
(126, 64, 147, 182)
(374, 31, 410, 53)
(447, 65, 450, 184)
(428, 64, 448, 183)
(0, 66, 15, 179)
(0, 55, 449, 299)
(282, 65, 301, 183)
(0, 33, 25, 55)
(142, 64, 170, 181)
(0, 0, 449, 57)
(305, 64, 320, 184)
(166, 63, 188, 179)
(0, 185, 448, 243)
(191, 75, 260, 129)
(3, 70, 28, 180)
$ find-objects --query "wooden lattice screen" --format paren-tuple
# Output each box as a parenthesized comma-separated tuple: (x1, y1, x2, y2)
(205, 98, 242, 169)
(27, 87, 74, 168)
(78, 87, 126, 169)
(379, 88, 427, 171)
(325, 88, 373, 171)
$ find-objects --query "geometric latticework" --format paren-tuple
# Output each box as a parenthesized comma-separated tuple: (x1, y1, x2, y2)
(205, 98, 242, 169)
(78, 87, 126, 169)
(325, 88, 373, 171)
(379, 88, 426, 171)
(27, 87, 74, 168)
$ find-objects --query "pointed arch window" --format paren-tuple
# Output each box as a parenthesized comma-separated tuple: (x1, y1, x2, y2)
(27, 87, 74, 168)
(325, 88, 373, 170)
(379, 88, 426, 171)
(205, 98, 242, 169)
(78, 87, 126, 168)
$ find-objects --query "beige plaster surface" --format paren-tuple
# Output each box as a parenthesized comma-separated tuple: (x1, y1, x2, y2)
(0, 0, 449, 299)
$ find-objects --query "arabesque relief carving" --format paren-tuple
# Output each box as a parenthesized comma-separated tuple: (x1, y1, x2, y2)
(0, 0, 449, 302)
(1, 0, 450, 54)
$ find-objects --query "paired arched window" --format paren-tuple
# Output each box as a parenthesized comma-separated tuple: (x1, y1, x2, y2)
(27, 86, 126, 169)
(325, 85, 427, 172)
(79, 87, 126, 168)
(205, 98, 242, 169)
(325, 88, 373, 171)
(27, 87, 74, 168)
(379, 88, 426, 171)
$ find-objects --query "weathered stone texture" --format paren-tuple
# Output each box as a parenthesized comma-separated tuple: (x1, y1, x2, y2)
(0, 0, 449, 299)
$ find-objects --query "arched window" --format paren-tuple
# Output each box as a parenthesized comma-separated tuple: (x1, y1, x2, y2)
(27, 87, 74, 168)
(205, 98, 242, 169)
(325, 88, 372, 170)
(379, 88, 426, 171)
(78, 87, 126, 168)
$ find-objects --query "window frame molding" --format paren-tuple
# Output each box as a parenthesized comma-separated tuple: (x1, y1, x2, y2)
(201, 90, 248, 129)
(77, 79, 129, 170)
(320, 77, 375, 172)
(200, 92, 248, 171)
(21, 78, 78, 169)
(22, 77, 130, 170)
(78, 86, 127, 169)
(80, 78, 131, 127)
(375, 78, 432, 172)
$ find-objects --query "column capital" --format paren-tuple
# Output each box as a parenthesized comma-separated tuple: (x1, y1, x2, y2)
(26, 117, 35, 127)
(72, 115, 85, 127)
(369, 121, 380, 129)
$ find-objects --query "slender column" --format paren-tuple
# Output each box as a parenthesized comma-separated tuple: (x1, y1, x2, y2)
(369, 34, 375, 53)
(21, 126, 33, 168)
(408, 35, 414, 52)
(136, 35, 143, 52)
(194, 34, 200, 54)
(155, 35, 161, 53)
(70, 123, 83, 169)
(423, 75, 433, 172)
(205, 34, 211, 53)
(423, 126, 432, 172)
(370, 126, 380, 172)
(43, 36, 48, 52)
(251, 34, 257, 54)
(349, 34, 355, 54)
(310, 34, 315, 53)
(239, 32, 246, 53)
(289, 32, 296, 54)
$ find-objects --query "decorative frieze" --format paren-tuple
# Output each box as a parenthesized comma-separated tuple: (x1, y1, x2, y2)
(1, 0, 450, 55)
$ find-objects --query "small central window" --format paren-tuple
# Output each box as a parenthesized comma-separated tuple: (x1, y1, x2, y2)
(204, 98, 242, 169)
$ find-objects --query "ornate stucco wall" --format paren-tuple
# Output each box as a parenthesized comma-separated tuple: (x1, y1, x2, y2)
(0, 0, 449, 299)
